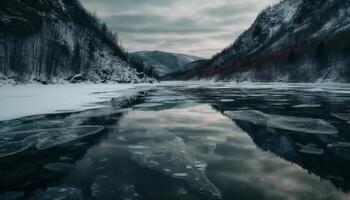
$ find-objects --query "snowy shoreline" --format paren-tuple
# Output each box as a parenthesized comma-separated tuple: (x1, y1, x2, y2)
(0, 83, 153, 122)
(1, 81, 350, 122)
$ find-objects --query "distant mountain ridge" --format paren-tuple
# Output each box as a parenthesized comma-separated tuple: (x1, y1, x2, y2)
(131, 51, 204, 77)
(178, 0, 350, 82)
(0, 0, 154, 85)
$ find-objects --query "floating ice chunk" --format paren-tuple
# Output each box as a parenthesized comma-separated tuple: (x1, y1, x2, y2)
(128, 145, 149, 150)
(30, 126, 104, 150)
(331, 113, 350, 122)
(327, 142, 350, 148)
(0, 120, 69, 134)
(133, 103, 163, 108)
(224, 110, 337, 135)
(0, 141, 34, 158)
(220, 99, 235, 103)
(31, 187, 83, 200)
(91, 175, 116, 200)
(194, 161, 207, 171)
(60, 157, 73, 162)
(173, 173, 188, 178)
(178, 188, 188, 196)
(98, 158, 108, 163)
(128, 128, 222, 199)
(297, 144, 324, 155)
(117, 136, 127, 142)
(292, 104, 321, 108)
(0, 191, 25, 200)
(44, 163, 74, 173)
(92, 175, 140, 200)
(163, 169, 171, 173)
(0, 126, 104, 158)
(190, 135, 227, 154)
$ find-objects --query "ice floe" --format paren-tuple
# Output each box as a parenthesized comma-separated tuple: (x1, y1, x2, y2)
(0, 126, 104, 158)
(133, 103, 163, 108)
(292, 104, 321, 108)
(331, 113, 350, 122)
(44, 163, 74, 173)
(189, 136, 227, 154)
(91, 175, 140, 200)
(178, 188, 188, 196)
(327, 142, 350, 148)
(31, 187, 83, 200)
(0, 191, 25, 200)
(220, 99, 235, 103)
(224, 110, 337, 135)
(127, 128, 222, 199)
(297, 143, 324, 155)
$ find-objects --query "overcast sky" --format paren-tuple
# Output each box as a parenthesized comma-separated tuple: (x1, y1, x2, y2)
(81, 0, 279, 58)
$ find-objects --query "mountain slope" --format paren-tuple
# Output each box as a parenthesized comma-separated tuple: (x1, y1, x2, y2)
(131, 51, 204, 77)
(180, 0, 350, 82)
(0, 0, 154, 84)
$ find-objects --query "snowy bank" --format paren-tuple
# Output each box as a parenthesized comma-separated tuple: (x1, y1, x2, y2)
(0, 83, 153, 121)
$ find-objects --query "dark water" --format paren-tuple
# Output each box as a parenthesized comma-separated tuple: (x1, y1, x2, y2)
(1, 83, 350, 200)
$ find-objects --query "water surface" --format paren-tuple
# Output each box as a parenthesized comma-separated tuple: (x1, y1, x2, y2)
(1, 83, 350, 200)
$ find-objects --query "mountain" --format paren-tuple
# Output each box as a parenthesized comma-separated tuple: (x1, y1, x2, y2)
(131, 51, 204, 77)
(162, 59, 209, 80)
(179, 0, 350, 82)
(0, 0, 154, 85)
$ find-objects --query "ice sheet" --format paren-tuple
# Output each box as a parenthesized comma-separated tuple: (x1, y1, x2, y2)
(91, 175, 140, 200)
(0, 84, 151, 121)
(331, 113, 350, 122)
(224, 110, 337, 134)
(0, 126, 104, 158)
(128, 128, 222, 199)
(297, 143, 324, 155)
(31, 187, 83, 200)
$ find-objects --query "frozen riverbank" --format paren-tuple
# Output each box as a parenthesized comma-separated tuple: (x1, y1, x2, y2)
(0, 83, 153, 121)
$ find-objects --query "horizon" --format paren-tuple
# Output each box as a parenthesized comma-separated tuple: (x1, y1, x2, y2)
(80, 0, 278, 58)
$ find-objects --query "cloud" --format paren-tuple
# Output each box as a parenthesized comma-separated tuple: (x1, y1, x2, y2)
(80, 0, 278, 57)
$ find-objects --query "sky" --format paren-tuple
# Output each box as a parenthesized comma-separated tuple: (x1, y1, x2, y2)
(81, 0, 279, 58)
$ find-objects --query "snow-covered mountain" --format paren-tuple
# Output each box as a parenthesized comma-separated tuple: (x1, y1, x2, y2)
(179, 0, 350, 82)
(0, 0, 154, 85)
(131, 51, 204, 77)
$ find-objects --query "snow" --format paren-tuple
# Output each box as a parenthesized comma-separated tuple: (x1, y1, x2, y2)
(0, 83, 152, 121)
(277, 0, 302, 23)
(132, 51, 204, 77)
